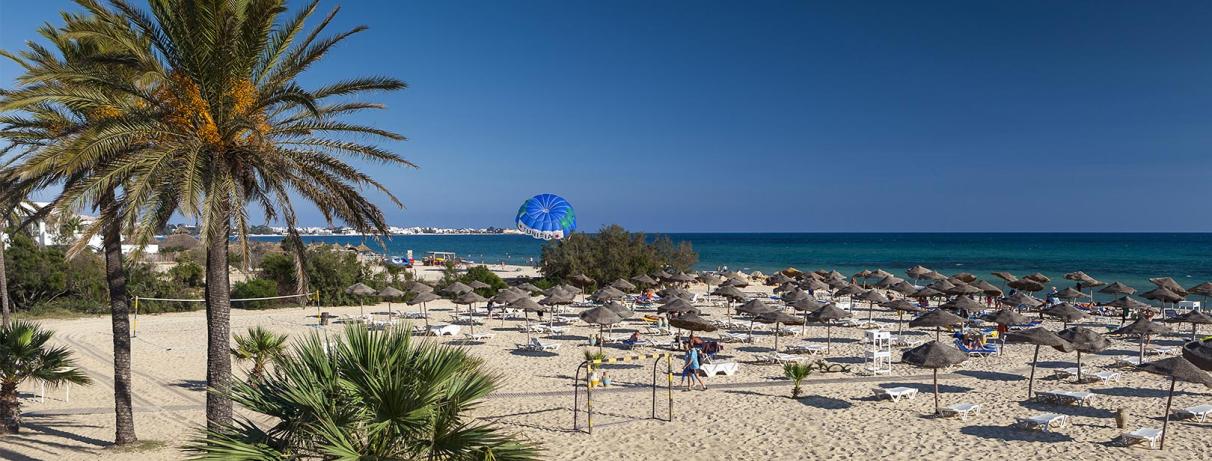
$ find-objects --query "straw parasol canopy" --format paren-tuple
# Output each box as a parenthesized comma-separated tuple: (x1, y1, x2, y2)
(886, 281, 915, 296)
(721, 278, 749, 288)
(859, 289, 890, 304)
(580, 305, 624, 352)
(492, 289, 522, 305)
(1064, 271, 1103, 286)
(652, 270, 673, 280)
(1007, 279, 1045, 293)
(1184, 338, 1212, 371)
(883, 299, 924, 336)
(657, 298, 699, 316)
(1042, 303, 1087, 327)
(781, 289, 810, 303)
(345, 283, 376, 296)
(1165, 310, 1212, 340)
(940, 296, 983, 313)
(454, 291, 487, 305)
(909, 309, 965, 340)
(1057, 327, 1110, 382)
(1006, 328, 1074, 398)
(1024, 273, 1051, 283)
(1136, 357, 1212, 449)
(800, 278, 829, 292)
(404, 283, 434, 295)
(774, 282, 799, 294)
(947, 284, 982, 297)
(1142, 287, 1185, 304)
(906, 265, 933, 280)
(657, 286, 690, 300)
(952, 272, 977, 283)
(1098, 282, 1136, 296)
(442, 282, 473, 296)
(755, 310, 805, 351)
(1102, 295, 1152, 310)
(910, 287, 945, 299)
(768, 273, 795, 285)
(713, 285, 747, 301)
(539, 293, 575, 306)
(833, 284, 864, 298)
(467, 280, 491, 290)
(791, 298, 829, 312)
(737, 299, 776, 316)
(668, 272, 697, 283)
(1150, 277, 1189, 296)
(515, 282, 543, 294)
(607, 278, 636, 292)
(569, 273, 595, 286)
(921, 270, 947, 281)
(1003, 291, 1042, 308)
(1054, 287, 1084, 300)
(630, 274, 657, 286)
(984, 309, 1028, 327)
(1112, 318, 1173, 362)
(377, 286, 405, 298)
(1187, 282, 1212, 297)
(902, 341, 969, 415)
(971, 280, 1003, 297)
(698, 273, 724, 286)
(558, 283, 583, 295)
(668, 313, 717, 332)
(807, 303, 851, 353)
(591, 287, 626, 303)
(509, 297, 548, 343)
(991, 271, 1017, 282)
(602, 301, 632, 318)
(928, 280, 956, 292)
(407, 291, 439, 305)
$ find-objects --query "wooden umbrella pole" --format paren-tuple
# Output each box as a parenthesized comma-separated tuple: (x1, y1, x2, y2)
(1161, 376, 1176, 449)
(1028, 345, 1039, 399)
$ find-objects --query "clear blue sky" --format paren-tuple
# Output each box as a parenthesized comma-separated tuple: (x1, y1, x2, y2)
(4, 1, 1212, 232)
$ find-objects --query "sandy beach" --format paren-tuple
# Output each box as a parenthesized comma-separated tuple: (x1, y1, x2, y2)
(4, 265, 1210, 460)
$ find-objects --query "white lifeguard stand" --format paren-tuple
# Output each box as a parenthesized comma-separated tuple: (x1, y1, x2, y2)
(864, 329, 892, 375)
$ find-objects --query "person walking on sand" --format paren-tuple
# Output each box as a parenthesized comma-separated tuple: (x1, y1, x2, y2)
(681, 345, 707, 391)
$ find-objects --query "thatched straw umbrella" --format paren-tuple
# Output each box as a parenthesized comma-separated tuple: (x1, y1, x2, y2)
(909, 309, 965, 341)
(406, 292, 440, 328)
(991, 271, 1017, 282)
(515, 282, 543, 294)
(906, 265, 933, 284)
(376, 286, 406, 316)
(611, 278, 637, 292)
(1150, 277, 1189, 296)
(579, 306, 624, 353)
(657, 298, 699, 316)
(1099, 281, 1136, 296)
(1006, 328, 1073, 399)
(1008, 278, 1045, 294)
(1057, 327, 1110, 382)
(442, 281, 473, 296)
(983, 308, 1028, 353)
(668, 313, 717, 333)
(453, 292, 488, 333)
(345, 283, 376, 316)
(1024, 273, 1051, 284)
(755, 311, 804, 352)
(630, 274, 657, 288)
(737, 299, 776, 337)
(939, 296, 983, 316)
(790, 298, 829, 335)
(902, 341, 968, 415)
(1003, 292, 1042, 310)
(807, 303, 850, 353)
(1111, 318, 1173, 363)
(403, 280, 434, 293)
(1165, 310, 1212, 341)
(1054, 287, 1084, 301)
(510, 297, 547, 344)
(1183, 338, 1212, 370)
(952, 272, 977, 283)
(1042, 303, 1087, 329)
(881, 299, 924, 336)
(1137, 357, 1212, 449)
(713, 285, 747, 314)
(972, 280, 1003, 298)
(859, 289, 889, 322)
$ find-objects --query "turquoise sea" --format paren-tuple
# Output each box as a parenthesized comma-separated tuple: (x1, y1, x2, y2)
(251, 233, 1212, 297)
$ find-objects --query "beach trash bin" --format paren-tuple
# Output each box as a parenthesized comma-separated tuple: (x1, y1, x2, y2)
(1115, 408, 1127, 428)
(320, 312, 331, 326)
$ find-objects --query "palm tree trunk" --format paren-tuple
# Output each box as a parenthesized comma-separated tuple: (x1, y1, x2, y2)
(204, 222, 233, 432)
(0, 235, 9, 327)
(0, 382, 19, 434)
(100, 192, 137, 445)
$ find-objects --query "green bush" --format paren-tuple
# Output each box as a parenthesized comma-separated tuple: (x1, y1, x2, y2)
(169, 259, 204, 287)
(539, 224, 698, 283)
(460, 265, 506, 296)
(257, 245, 373, 306)
(232, 279, 280, 309)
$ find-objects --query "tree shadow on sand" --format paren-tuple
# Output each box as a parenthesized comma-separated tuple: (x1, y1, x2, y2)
(1017, 400, 1114, 418)
(798, 395, 852, 410)
(955, 370, 1024, 381)
(880, 382, 973, 394)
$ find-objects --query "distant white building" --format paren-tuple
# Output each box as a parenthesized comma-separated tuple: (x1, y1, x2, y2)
(1, 202, 156, 255)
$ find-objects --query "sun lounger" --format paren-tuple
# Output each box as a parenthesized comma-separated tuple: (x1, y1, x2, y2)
(1051, 367, 1086, 379)
(464, 332, 494, 341)
(941, 403, 981, 420)
(1091, 370, 1121, 384)
(873, 387, 918, 402)
(889, 335, 922, 347)
(402, 311, 428, 319)
(1036, 390, 1096, 407)
(622, 338, 655, 349)
(955, 340, 999, 357)
(785, 344, 826, 354)
(700, 361, 740, 376)
(1112, 356, 1142, 367)
(1121, 427, 1163, 449)
(760, 352, 807, 364)
(721, 332, 753, 343)
(644, 327, 672, 335)
(1176, 404, 1212, 422)
(1145, 345, 1177, 356)
(1017, 413, 1068, 432)
(516, 338, 560, 352)
(428, 324, 461, 336)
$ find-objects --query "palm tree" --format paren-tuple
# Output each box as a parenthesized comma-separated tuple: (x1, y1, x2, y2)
(230, 326, 287, 383)
(0, 18, 156, 444)
(4, 0, 411, 432)
(187, 325, 539, 459)
(0, 320, 92, 433)
(783, 362, 813, 399)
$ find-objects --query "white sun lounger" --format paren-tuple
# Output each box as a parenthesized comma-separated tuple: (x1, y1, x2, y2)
(428, 324, 461, 336)
(941, 403, 981, 420)
(761, 352, 807, 364)
(785, 344, 826, 354)
(721, 332, 753, 343)
(1112, 356, 1142, 367)
(1145, 346, 1177, 356)
(1092, 370, 1121, 384)
(1017, 413, 1068, 432)
(1037, 390, 1096, 407)
(1176, 404, 1212, 422)
(517, 338, 560, 352)
(464, 332, 494, 341)
(1122, 427, 1163, 449)
(700, 361, 740, 376)
(873, 387, 918, 402)
(1052, 367, 1086, 379)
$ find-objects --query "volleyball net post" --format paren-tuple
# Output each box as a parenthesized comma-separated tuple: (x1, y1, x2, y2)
(572, 352, 673, 434)
(132, 291, 318, 337)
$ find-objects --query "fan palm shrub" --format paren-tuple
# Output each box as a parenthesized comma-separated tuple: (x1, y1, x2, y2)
(783, 362, 813, 399)
(230, 326, 288, 383)
(0, 321, 92, 433)
(188, 324, 539, 460)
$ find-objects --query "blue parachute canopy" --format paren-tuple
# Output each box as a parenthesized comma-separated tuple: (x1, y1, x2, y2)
(515, 194, 576, 240)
